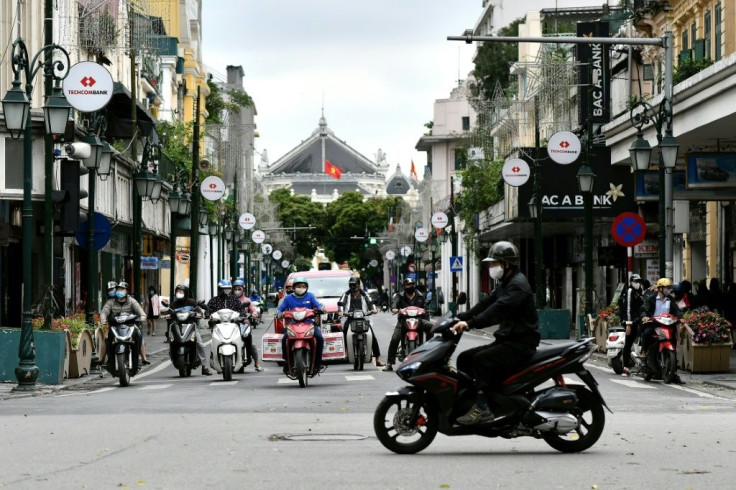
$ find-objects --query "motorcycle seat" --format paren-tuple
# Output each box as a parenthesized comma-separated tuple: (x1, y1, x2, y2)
(527, 342, 578, 364)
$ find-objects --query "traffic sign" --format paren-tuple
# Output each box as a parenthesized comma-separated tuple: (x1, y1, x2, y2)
(450, 256, 463, 272)
(611, 212, 647, 247)
(238, 212, 256, 230)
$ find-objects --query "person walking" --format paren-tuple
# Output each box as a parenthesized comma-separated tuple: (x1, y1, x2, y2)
(145, 286, 161, 335)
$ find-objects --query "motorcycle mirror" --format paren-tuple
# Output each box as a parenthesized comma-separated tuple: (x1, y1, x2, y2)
(457, 292, 467, 305)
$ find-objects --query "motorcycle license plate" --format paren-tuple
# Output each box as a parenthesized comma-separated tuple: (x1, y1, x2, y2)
(606, 348, 621, 358)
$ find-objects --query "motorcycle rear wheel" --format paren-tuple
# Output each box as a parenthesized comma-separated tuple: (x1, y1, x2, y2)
(374, 394, 438, 454)
(407, 339, 417, 355)
(660, 349, 676, 384)
(354, 340, 364, 371)
(117, 352, 130, 387)
(611, 353, 624, 375)
(543, 388, 605, 453)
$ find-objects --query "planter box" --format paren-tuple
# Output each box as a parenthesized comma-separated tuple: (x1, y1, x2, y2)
(0, 327, 66, 384)
(63, 331, 71, 379)
(68, 330, 94, 378)
(538, 309, 571, 339)
(682, 335, 732, 373)
(588, 316, 612, 352)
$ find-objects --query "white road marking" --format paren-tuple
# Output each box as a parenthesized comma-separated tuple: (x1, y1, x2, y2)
(135, 360, 172, 380)
(610, 379, 658, 389)
(90, 387, 116, 394)
(138, 384, 173, 390)
(277, 378, 297, 384)
(666, 384, 727, 399)
(344, 375, 374, 381)
(209, 381, 239, 386)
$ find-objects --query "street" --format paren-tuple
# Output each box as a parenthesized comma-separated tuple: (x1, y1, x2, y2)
(1, 311, 735, 489)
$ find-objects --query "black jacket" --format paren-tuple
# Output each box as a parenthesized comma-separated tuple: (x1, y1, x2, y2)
(457, 270, 540, 347)
(207, 294, 243, 314)
(618, 286, 644, 323)
(392, 291, 429, 321)
(639, 293, 682, 322)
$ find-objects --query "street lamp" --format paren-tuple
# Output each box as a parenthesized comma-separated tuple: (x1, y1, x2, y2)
(167, 178, 191, 307)
(132, 142, 162, 300)
(208, 221, 217, 298)
(577, 164, 596, 326)
(1, 38, 71, 389)
(627, 97, 679, 278)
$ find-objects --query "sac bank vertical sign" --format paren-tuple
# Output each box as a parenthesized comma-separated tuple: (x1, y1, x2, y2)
(576, 21, 610, 125)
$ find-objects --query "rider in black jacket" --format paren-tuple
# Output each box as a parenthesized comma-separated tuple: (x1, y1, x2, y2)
(384, 278, 431, 372)
(451, 241, 540, 425)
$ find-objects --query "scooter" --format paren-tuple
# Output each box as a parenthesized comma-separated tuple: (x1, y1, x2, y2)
(108, 312, 139, 387)
(397, 306, 427, 361)
(281, 307, 320, 388)
(344, 310, 374, 371)
(606, 323, 627, 375)
(374, 309, 610, 455)
(628, 313, 679, 384)
(169, 306, 201, 377)
(209, 308, 245, 381)
(237, 310, 256, 373)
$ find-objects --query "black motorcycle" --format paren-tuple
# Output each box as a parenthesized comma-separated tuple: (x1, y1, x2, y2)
(108, 312, 139, 387)
(169, 305, 201, 377)
(374, 311, 610, 454)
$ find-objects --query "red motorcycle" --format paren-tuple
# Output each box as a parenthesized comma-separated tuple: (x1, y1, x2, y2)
(397, 306, 427, 360)
(637, 312, 679, 384)
(281, 307, 320, 388)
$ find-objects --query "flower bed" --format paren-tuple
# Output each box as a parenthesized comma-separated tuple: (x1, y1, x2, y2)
(681, 308, 733, 373)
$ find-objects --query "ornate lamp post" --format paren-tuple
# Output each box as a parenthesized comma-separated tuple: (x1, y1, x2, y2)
(133, 142, 163, 299)
(1, 38, 71, 390)
(208, 221, 218, 298)
(577, 165, 596, 324)
(628, 98, 679, 278)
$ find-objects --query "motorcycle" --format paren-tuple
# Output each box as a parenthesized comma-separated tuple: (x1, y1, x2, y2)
(628, 313, 679, 384)
(281, 307, 320, 388)
(344, 310, 374, 371)
(108, 312, 139, 387)
(605, 323, 628, 375)
(169, 305, 201, 377)
(397, 306, 427, 361)
(374, 310, 610, 455)
(209, 308, 245, 381)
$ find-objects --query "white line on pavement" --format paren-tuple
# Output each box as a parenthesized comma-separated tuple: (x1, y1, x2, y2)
(135, 360, 172, 380)
(345, 375, 374, 381)
(209, 381, 239, 386)
(138, 384, 173, 390)
(609, 379, 658, 389)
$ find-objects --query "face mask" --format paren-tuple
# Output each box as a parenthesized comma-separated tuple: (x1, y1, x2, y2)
(404, 287, 415, 295)
(108, 290, 116, 298)
(234, 290, 243, 298)
(115, 291, 127, 300)
(632, 282, 641, 290)
(294, 287, 307, 296)
(286, 289, 293, 295)
(176, 292, 185, 299)
(662, 287, 672, 297)
(349, 284, 359, 291)
(489, 265, 504, 280)
(220, 289, 231, 296)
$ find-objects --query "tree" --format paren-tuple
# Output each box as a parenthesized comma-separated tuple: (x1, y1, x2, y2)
(205, 78, 253, 125)
(269, 188, 327, 259)
(470, 17, 525, 100)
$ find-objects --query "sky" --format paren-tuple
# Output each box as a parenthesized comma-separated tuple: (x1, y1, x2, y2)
(201, 1, 482, 179)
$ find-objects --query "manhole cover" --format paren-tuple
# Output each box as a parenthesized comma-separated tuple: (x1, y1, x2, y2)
(270, 433, 367, 442)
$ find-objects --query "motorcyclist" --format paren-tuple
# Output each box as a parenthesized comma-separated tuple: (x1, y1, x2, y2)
(637, 277, 683, 383)
(277, 279, 294, 308)
(99, 281, 147, 375)
(276, 277, 325, 374)
(620, 274, 644, 370)
(451, 241, 540, 425)
(338, 276, 386, 367)
(232, 279, 264, 372)
(166, 283, 213, 376)
(384, 277, 431, 372)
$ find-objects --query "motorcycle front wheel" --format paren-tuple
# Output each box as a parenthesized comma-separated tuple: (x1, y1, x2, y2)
(373, 394, 438, 454)
(354, 340, 364, 371)
(223, 355, 233, 381)
(543, 388, 605, 453)
(294, 349, 308, 388)
(406, 339, 417, 355)
(177, 353, 187, 377)
(660, 349, 677, 384)
(117, 352, 130, 387)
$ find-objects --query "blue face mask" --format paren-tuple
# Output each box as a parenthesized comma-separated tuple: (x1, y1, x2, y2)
(115, 291, 127, 299)
(108, 290, 116, 298)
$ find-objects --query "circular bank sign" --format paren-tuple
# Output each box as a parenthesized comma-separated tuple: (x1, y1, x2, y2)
(63, 62, 113, 112)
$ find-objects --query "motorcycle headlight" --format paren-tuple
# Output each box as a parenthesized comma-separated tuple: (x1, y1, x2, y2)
(305, 326, 314, 338)
(407, 310, 417, 317)
(397, 361, 422, 378)
(292, 310, 307, 321)
(353, 311, 364, 319)
(176, 311, 190, 321)
(219, 311, 233, 322)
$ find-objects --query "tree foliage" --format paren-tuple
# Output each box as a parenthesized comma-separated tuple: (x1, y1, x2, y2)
(456, 157, 504, 256)
(470, 17, 524, 100)
(205, 79, 253, 124)
(270, 188, 327, 259)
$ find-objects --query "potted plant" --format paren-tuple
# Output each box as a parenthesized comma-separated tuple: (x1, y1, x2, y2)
(681, 308, 733, 373)
(593, 305, 619, 352)
(53, 312, 94, 378)
(0, 319, 66, 384)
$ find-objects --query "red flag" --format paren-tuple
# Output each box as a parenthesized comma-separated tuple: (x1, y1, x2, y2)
(410, 160, 418, 180)
(325, 160, 342, 179)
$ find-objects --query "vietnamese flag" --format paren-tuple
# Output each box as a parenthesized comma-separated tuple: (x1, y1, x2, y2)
(410, 160, 418, 180)
(325, 160, 342, 179)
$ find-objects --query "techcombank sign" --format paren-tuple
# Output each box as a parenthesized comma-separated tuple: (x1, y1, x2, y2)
(62, 62, 113, 112)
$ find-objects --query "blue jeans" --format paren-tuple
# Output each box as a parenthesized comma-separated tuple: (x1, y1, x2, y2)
(282, 325, 324, 368)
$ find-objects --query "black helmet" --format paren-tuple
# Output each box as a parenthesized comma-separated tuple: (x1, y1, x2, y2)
(483, 241, 519, 265)
(403, 277, 415, 287)
(175, 284, 188, 295)
(348, 276, 360, 289)
(671, 282, 684, 294)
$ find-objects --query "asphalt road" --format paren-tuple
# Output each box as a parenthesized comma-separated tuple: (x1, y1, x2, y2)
(1, 311, 735, 489)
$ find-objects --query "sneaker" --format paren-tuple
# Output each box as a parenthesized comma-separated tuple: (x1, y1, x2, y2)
(375, 358, 386, 367)
(456, 404, 494, 425)
(255, 366, 265, 372)
(622, 367, 630, 377)
(202, 367, 213, 376)
(383, 364, 393, 372)
(673, 374, 685, 385)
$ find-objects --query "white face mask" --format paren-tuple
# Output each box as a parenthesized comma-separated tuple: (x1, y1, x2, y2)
(176, 292, 184, 299)
(294, 287, 307, 295)
(489, 265, 504, 280)
(632, 282, 641, 290)
(234, 290, 243, 298)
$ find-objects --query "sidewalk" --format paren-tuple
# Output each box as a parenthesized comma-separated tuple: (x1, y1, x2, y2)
(0, 322, 209, 399)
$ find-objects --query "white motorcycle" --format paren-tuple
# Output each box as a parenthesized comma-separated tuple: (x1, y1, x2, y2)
(344, 310, 374, 371)
(605, 323, 627, 375)
(209, 308, 245, 381)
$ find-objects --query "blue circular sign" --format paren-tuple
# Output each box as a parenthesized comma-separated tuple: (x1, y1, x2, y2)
(75, 212, 112, 251)
(611, 212, 646, 247)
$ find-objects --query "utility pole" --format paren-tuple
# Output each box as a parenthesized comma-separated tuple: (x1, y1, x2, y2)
(189, 87, 201, 298)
